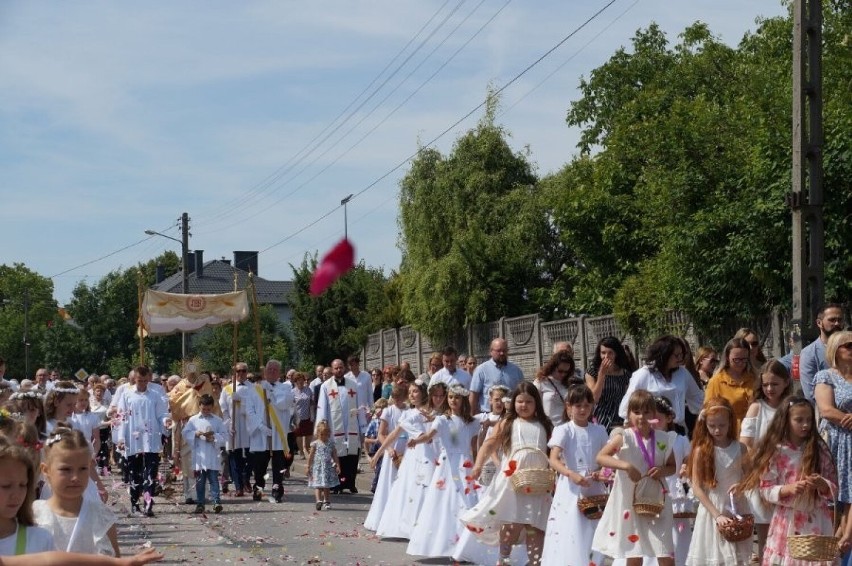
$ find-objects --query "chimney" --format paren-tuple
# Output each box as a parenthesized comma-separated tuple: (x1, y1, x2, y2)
(186, 252, 196, 274)
(155, 264, 165, 284)
(195, 250, 204, 278)
(233, 251, 259, 276)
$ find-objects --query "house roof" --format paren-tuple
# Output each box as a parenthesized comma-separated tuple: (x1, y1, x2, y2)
(150, 260, 293, 305)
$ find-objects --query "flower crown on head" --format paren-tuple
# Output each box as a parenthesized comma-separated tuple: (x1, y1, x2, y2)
(449, 385, 470, 397)
(414, 378, 425, 387)
(9, 391, 43, 401)
(52, 386, 81, 395)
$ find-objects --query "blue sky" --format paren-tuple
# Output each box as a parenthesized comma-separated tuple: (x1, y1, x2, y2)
(0, 1, 789, 306)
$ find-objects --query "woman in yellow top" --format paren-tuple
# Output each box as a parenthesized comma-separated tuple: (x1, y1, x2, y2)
(703, 337, 756, 435)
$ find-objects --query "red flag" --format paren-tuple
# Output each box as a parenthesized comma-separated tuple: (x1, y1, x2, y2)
(310, 238, 355, 296)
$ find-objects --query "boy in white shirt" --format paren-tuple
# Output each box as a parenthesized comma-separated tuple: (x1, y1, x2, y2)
(182, 394, 227, 514)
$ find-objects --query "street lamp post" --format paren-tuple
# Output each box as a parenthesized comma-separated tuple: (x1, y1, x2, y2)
(145, 216, 189, 359)
(341, 194, 354, 239)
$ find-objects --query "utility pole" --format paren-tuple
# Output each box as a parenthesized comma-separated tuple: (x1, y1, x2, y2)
(788, 0, 824, 360)
(145, 212, 191, 360)
(181, 212, 190, 360)
(22, 290, 30, 379)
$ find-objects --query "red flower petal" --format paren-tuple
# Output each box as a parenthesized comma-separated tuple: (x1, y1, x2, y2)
(627, 534, 639, 543)
(462, 460, 473, 468)
(309, 238, 355, 296)
(608, 531, 616, 537)
(623, 510, 630, 520)
(466, 525, 484, 533)
(503, 460, 518, 477)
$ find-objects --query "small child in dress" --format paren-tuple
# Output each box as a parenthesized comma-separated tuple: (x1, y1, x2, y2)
(541, 384, 608, 566)
(364, 398, 388, 494)
(33, 425, 119, 555)
(44, 382, 79, 435)
(477, 385, 510, 487)
(0, 435, 55, 555)
(462, 382, 554, 566)
(739, 396, 838, 566)
(307, 420, 341, 511)
(182, 394, 226, 515)
(592, 390, 676, 566)
(7, 391, 47, 439)
(685, 397, 751, 565)
(738, 359, 792, 560)
(654, 395, 692, 566)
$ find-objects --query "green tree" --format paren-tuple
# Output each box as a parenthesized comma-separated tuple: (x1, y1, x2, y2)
(544, 12, 851, 342)
(397, 97, 555, 342)
(64, 252, 182, 374)
(0, 264, 57, 379)
(289, 257, 393, 366)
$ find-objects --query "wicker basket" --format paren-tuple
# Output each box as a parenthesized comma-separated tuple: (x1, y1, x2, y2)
(577, 494, 609, 520)
(508, 447, 555, 495)
(718, 514, 754, 542)
(787, 492, 840, 561)
(718, 493, 754, 543)
(633, 476, 666, 517)
(479, 461, 497, 486)
(787, 534, 839, 561)
(672, 510, 697, 519)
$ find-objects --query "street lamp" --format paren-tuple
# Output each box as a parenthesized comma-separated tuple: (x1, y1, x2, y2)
(144, 224, 189, 359)
(340, 194, 354, 239)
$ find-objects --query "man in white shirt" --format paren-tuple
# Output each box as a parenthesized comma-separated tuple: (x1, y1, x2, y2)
(115, 366, 171, 517)
(247, 359, 295, 503)
(345, 355, 374, 410)
(219, 362, 257, 497)
(429, 347, 472, 390)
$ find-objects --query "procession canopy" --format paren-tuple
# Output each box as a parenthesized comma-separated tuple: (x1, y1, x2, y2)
(141, 289, 249, 335)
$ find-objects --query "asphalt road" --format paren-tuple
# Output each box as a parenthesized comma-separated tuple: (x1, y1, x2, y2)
(108, 454, 449, 566)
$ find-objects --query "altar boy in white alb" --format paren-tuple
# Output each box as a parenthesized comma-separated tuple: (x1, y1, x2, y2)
(316, 358, 368, 494)
(115, 365, 171, 517)
(182, 393, 227, 514)
(247, 359, 295, 503)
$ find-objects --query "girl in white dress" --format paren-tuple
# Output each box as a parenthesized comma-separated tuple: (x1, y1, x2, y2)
(592, 390, 676, 566)
(541, 384, 608, 566)
(461, 382, 554, 566)
(363, 383, 410, 531)
(452, 385, 527, 565)
(0, 435, 55, 556)
(407, 385, 482, 558)
(685, 397, 752, 565)
(611, 396, 693, 566)
(738, 359, 791, 560)
(34, 426, 119, 555)
(372, 380, 442, 539)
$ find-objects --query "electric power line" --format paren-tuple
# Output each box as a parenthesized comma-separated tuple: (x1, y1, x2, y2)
(194, 1, 459, 230)
(254, 0, 621, 259)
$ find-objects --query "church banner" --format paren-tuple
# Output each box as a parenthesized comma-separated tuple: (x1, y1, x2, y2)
(141, 289, 249, 335)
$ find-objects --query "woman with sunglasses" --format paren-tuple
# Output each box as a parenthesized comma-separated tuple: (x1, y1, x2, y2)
(694, 346, 719, 388)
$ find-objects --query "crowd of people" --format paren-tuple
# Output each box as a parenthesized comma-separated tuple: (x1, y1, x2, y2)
(360, 305, 851, 566)
(0, 301, 849, 566)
